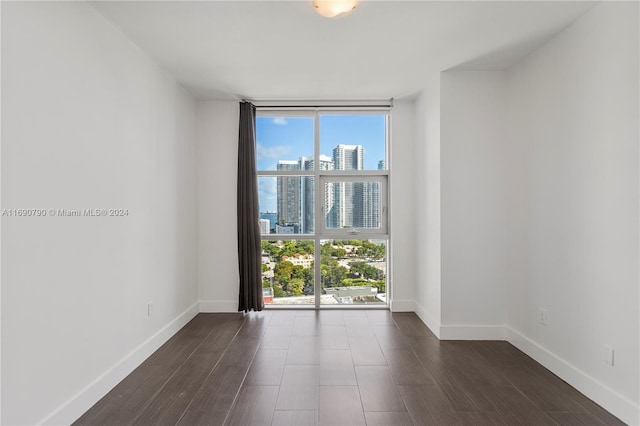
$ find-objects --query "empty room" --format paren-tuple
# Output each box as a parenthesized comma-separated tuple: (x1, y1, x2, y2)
(1, 0, 638, 425)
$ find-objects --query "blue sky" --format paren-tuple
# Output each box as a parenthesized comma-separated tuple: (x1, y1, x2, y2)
(256, 114, 386, 212)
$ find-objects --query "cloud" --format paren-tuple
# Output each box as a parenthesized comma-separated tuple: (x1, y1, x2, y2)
(272, 117, 288, 125)
(257, 143, 291, 160)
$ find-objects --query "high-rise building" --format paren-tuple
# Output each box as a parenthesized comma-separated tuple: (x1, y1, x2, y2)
(276, 146, 381, 233)
(301, 155, 334, 233)
(259, 218, 270, 235)
(276, 160, 300, 228)
(332, 145, 363, 228)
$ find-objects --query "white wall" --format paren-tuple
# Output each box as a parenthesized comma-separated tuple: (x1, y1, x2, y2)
(197, 100, 239, 312)
(389, 100, 416, 311)
(506, 2, 639, 423)
(197, 101, 416, 312)
(413, 75, 442, 335)
(440, 71, 508, 339)
(1, 2, 198, 424)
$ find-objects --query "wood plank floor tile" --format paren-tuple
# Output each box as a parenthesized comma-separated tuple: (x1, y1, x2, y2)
(348, 335, 387, 366)
(176, 409, 228, 426)
(244, 349, 288, 386)
(318, 325, 349, 350)
(318, 386, 365, 425)
(319, 349, 356, 386)
(383, 348, 437, 386)
(481, 385, 559, 425)
(346, 324, 375, 337)
(276, 365, 319, 411)
(441, 341, 511, 387)
(271, 410, 318, 425)
(427, 365, 495, 412)
(392, 313, 436, 337)
(344, 316, 371, 327)
(449, 410, 513, 426)
(317, 311, 345, 326)
(355, 366, 406, 412)
(217, 335, 261, 368)
(268, 311, 297, 326)
(260, 325, 293, 350)
(225, 385, 279, 426)
(566, 392, 627, 425)
(372, 325, 410, 351)
(365, 411, 415, 425)
(365, 309, 397, 326)
(293, 316, 321, 336)
(74, 312, 625, 426)
(517, 381, 591, 412)
(398, 384, 457, 425)
(286, 335, 320, 365)
(236, 312, 271, 338)
(76, 409, 136, 426)
(188, 364, 248, 411)
(163, 350, 224, 389)
(132, 386, 194, 426)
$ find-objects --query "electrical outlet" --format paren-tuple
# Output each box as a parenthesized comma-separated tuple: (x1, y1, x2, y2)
(604, 345, 615, 366)
(539, 308, 548, 325)
(148, 301, 153, 317)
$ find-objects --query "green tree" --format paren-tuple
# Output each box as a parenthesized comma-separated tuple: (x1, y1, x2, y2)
(278, 240, 299, 258)
(287, 278, 304, 296)
(302, 267, 314, 288)
(274, 260, 294, 286)
(348, 261, 379, 280)
(273, 285, 285, 298)
(297, 240, 314, 255)
(292, 264, 305, 280)
(341, 278, 368, 287)
(261, 241, 278, 257)
(262, 263, 270, 273)
(324, 264, 348, 288)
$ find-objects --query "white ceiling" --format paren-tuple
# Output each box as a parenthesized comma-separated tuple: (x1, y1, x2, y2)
(92, 1, 596, 100)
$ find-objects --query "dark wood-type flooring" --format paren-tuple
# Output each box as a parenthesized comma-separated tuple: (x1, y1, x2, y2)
(75, 310, 625, 425)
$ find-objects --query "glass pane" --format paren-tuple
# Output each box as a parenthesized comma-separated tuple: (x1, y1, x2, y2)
(320, 239, 387, 305)
(319, 114, 387, 171)
(261, 240, 315, 305)
(256, 116, 314, 171)
(323, 181, 381, 229)
(259, 176, 315, 235)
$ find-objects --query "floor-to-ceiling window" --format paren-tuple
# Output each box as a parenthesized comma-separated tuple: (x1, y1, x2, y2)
(256, 108, 389, 308)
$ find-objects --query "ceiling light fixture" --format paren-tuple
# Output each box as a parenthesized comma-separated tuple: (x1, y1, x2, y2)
(313, 0, 359, 18)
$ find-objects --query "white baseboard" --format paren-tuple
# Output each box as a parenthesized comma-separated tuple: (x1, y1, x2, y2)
(414, 300, 441, 339)
(199, 299, 237, 312)
(440, 324, 506, 340)
(390, 299, 415, 312)
(40, 302, 200, 426)
(506, 327, 639, 426)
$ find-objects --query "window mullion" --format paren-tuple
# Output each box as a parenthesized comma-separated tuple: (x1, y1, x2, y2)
(314, 110, 321, 308)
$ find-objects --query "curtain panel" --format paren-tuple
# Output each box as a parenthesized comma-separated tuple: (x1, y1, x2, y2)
(237, 101, 264, 312)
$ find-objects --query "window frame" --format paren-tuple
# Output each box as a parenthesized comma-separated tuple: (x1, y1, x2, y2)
(256, 108, 391, 308)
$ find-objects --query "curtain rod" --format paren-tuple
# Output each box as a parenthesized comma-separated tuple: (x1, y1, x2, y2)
(243, 99, 394, 109)
(252, 104, 391, 109)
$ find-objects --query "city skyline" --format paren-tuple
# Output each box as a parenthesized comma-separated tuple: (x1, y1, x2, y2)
(270, 144, 382, 234)
(257, 114, 386, 213)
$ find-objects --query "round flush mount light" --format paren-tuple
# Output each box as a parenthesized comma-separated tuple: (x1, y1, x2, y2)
(313, 0, 359, 18)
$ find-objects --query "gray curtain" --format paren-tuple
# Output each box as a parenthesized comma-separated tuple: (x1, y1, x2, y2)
(237, 101, 264, 312)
